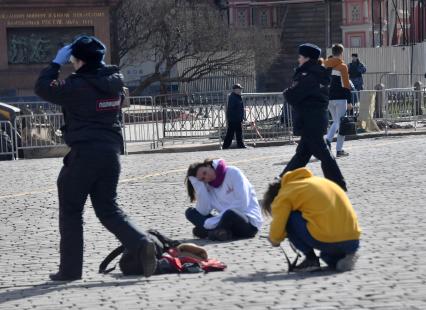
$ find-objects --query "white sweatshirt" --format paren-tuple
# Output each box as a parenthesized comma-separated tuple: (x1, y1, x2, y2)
(188, 160, 263, 230)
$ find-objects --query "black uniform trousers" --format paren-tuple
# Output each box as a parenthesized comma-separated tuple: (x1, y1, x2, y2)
(57, 146, 148, 277)
(280, 133, 347, 191)
(223, 121, 245, 149)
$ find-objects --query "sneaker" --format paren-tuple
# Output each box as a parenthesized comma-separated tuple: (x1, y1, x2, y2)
(192, 227, 208, 239)
(138, 239, 158, 278)
(292, 255, 321, 272)
(336, 150, 349, 157)
(49, 272, 81, 282)
(208, 228, 233, 241)
(336, 253, 359, 272)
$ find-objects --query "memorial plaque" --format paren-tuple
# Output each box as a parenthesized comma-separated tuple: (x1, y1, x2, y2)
(7, 27, 94, 64)
(0, 0, 119, 96)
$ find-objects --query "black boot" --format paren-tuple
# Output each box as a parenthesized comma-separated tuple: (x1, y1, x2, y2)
(208, 228, 233, 241)
(292, 254, 320, 272)
(193, 227, 208, 239)
(49, 271, 81, 281)
(138, 239, 157, 278)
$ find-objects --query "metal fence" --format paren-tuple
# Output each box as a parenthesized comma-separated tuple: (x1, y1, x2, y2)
(13, 113, 66, 158)
(242, 93, 293, 143)
(0, 121, 16, 160)
(121, 96, 160, 150)
(1, 87, 426, 159)
(10, 101, 62, 114)
(352, 87, 425, 135)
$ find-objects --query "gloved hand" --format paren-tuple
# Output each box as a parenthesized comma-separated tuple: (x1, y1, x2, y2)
(52, 44, 72, 65)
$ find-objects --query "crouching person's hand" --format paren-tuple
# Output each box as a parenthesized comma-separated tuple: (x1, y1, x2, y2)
(268, 237, 280, 247)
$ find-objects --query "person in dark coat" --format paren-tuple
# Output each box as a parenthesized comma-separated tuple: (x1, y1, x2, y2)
(280, 43, 347, 192)
(222, 84, 246, 149)
(35, 36, 157, 281)
(348, 53, 367, 91)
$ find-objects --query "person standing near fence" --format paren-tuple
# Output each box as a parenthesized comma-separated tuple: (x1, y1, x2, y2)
(348, 53, 367, 91)
(281, 43, 347, 192)
(222, 84, 246, 149)
(324, 44, 353, 157)
(34, 36, 157, 281)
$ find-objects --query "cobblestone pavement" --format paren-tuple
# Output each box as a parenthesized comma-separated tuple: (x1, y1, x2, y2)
(1, 135, 426, 310)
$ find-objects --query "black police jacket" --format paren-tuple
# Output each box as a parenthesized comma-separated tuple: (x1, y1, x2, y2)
(284, 60, 330, 136)
(226, 92, 244, 123)
(35, 63, 125, 151)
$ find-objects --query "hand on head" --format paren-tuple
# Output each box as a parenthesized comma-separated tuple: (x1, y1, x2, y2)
(53, 44, 72, 65)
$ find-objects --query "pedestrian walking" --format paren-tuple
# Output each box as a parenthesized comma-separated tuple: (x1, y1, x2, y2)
(348, 53, 367, 91)
(185, 158, 263, 241)
(35, 36, 157, 281)
(263, 168, 361, 272)
(325, 44, 353, 157)
(281, 43, 347, 191)
(222, 84, 246, 149)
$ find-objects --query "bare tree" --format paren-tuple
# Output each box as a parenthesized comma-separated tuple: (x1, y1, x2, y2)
(111, 0, 278, 94)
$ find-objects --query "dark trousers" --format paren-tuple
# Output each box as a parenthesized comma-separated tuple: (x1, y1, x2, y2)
(286, 212, 359, 268)
(57, 147, 148, 277)
(185, 208, 258, 239)
(280, 134, 347, 191)
(223, 121, 245, 149)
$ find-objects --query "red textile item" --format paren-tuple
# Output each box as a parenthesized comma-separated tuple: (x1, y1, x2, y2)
(165, 249, 227, 272)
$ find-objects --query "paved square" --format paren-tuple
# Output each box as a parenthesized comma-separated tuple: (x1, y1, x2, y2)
(1, 135, 425, 310)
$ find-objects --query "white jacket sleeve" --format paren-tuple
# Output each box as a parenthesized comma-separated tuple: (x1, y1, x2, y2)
(203, 215, 222, 230)
(227, 168, 250, 210)
(188, 176, 212, 216)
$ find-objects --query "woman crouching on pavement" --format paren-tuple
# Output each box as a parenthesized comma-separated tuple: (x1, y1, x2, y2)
(185, 158, 263, 241)
(262, 167, 361, 272)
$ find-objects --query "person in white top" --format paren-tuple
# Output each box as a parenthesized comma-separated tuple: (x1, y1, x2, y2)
(185, 158, 263, 241)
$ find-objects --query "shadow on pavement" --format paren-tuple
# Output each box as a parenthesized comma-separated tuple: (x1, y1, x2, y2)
(178, 238, 239, 246)
(0, 279, 145, 304)
(223, 269, 337, 283)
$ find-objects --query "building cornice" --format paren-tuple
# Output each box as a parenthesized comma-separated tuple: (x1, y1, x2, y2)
(0, 0, 120, 8)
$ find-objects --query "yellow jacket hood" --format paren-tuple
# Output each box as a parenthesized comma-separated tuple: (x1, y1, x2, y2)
(281, 167, 313, 185)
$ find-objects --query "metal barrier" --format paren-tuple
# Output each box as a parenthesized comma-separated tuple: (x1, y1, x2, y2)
(156, 92, 292, 145)
(242, 93, 293, 143)
(10, 101, 62, 114)
(13, 113, 66, 156)
(0, 121, 16, 160)
(122, 96, 160, 149)
(2, 88, 425, 159)
(153, 92, 228, 145)
(354, 87, 426, 134)
(160, 104, 225, 146)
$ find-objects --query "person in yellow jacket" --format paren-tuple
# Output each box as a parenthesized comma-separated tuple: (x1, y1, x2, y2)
(262, 167, 361, 272)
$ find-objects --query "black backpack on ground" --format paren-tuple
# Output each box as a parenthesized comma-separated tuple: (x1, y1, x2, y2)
(99, 229, 181, 275)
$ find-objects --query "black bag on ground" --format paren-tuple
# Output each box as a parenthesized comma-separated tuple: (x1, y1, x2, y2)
(99, 229, 181, 275)
(339, 116, 357, 136)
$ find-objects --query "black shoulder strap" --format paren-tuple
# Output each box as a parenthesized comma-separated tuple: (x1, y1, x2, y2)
(147, 229, 181, 249)
(99, 245, 125, 274)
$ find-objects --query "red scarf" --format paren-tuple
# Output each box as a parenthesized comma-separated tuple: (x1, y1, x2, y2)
(208, 159, 228, 188)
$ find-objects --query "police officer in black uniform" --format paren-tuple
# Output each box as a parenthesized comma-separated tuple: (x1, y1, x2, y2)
(35, 36, 157, 281)
(281, 43, 347, 191)
(222, 84, 246, 149)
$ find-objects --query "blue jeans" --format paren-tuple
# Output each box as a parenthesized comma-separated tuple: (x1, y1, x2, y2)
(326, 99, 348, 152)
(185, 208, 258, 239)
(286, 212, 359, 268)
